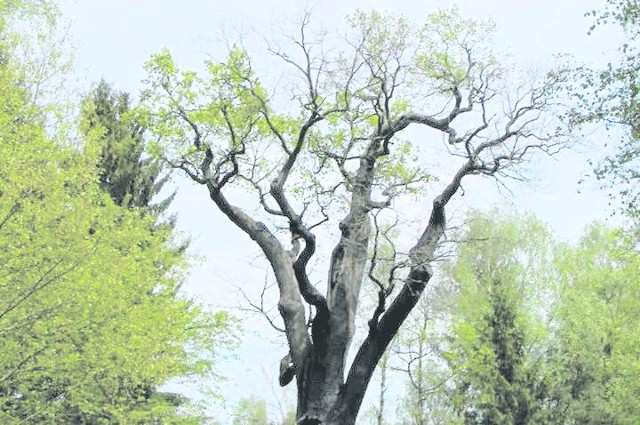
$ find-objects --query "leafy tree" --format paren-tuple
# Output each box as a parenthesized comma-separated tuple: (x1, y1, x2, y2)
(552, 225, 640, 424)
(576, 0, 640, 219)
(139, 9, 569, 424)
(442, 214, 556, 425)
(416, 215, 640, 425)
(78, 80, 198, 421)
(566, 3, 640, 420)
(233, 397, 269, 425)
(0, 3, 228, 423)
(231, 396, 296, 425)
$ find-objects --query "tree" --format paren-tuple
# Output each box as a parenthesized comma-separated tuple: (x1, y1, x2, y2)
(365, 348, 391, 425)
(231, 396, 296, 425)
(78, 79, 202, 420)
(395, 297, 456, 425)
(139, 9, 569, 424)
(82, 79, 175, 215)
(0, 3, 228, 423)
(356, 234, 397, 425)
(396, 214, 640, 425)
(576, 0, 640, 219)
(551, 225, 640, 424)
(233, 397, 269, 425)
(440, 213, 558, 425)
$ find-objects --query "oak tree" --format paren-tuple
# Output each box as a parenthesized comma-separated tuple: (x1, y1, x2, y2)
(140, 9, 568, 424)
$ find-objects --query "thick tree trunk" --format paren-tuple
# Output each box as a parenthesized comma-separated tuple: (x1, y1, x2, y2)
(147, 12, 563, 423)
(290, 160, 469, 424)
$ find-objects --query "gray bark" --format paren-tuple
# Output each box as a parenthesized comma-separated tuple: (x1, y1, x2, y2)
(153, 17, 565, 421)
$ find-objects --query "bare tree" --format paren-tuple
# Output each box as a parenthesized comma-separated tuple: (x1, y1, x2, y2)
(140, 9, 568, 424)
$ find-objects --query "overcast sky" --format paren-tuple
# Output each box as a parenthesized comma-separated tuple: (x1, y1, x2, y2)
(60, 0, 625, 421)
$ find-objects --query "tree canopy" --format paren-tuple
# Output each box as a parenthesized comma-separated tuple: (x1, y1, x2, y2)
(0, 2, 229, 423)
(138, 8, 569, 424)
(577, 0, 640, 219)
(3, 1, 640, 423)
(378, 213, 640, 425)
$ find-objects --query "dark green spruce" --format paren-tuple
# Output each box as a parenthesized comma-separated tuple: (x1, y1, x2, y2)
(83, 79, 175, 216)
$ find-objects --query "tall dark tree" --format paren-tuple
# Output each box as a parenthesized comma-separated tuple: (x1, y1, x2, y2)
(83, 79, 175, 215)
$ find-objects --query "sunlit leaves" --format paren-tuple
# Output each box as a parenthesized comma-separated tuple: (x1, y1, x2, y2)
(442, 212, 557, 424)
(553, 224, 640, 423)
(137, 7, 510, 226)
(141, 46, 273, 167)
(441, 215, 640, 424)
(0, 31, 226, 422)
(348, 10, 412, 72)
(416, 7, 498, 90)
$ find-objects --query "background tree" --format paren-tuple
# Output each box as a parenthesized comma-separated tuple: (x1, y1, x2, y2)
(232, 397, 269, 425)
(139, 9, 569, 424)
(82, 79, 175, 215)
(564, 3, 640, 421)
(396, 214, 640, 425)
(441, 213, 557, 425)
(576, 0, 640, 219)
(231, 396, 296, 425)
(551, 225, 640, 424)
(356, 232, 397, 425)
(395, 296, 456, 425)
(0, 3, 229, 423)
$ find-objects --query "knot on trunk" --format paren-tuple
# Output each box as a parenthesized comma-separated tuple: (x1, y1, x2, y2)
(298, 417, 321, 425)
(408, 265, 432, 288)
(279, 352, 296, 387)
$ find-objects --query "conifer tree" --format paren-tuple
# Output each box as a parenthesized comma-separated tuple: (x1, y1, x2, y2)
(83, 79, 175, 216)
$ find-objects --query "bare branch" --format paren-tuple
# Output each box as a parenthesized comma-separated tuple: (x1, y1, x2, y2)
(237, 279, 285, 333)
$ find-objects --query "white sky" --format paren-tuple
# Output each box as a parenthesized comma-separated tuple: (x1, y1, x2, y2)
(59, 0, 625, 422)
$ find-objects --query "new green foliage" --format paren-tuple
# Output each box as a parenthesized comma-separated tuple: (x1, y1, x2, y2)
(136, 5, 569, 422)
(552, 225, 640, 424)
(577, 0, 640, 219)
(232, 397, 269, 425)
(442, 213, 554, 425)
(0, 3, 228, 423)
(231, 396, 296, 425)
(0, 70, 219, 424)
(394, 212, 640, 424)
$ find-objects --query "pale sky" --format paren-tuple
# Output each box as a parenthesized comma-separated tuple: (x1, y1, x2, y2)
(60, 0, 624, 422)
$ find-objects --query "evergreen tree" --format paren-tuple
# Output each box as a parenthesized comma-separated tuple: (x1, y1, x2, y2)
(83, 79, 175, 216)
(443, 214, 556, 425)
